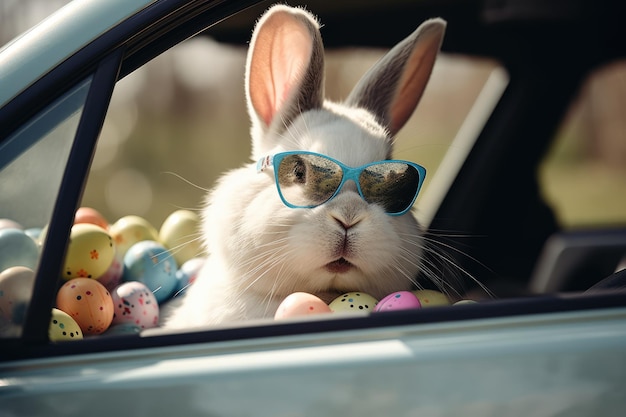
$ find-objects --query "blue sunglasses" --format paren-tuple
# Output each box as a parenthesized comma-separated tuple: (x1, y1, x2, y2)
(257, 151, 426, 216)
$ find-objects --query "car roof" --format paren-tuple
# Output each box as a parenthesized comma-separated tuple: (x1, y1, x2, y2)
(0, 0, 156, 107)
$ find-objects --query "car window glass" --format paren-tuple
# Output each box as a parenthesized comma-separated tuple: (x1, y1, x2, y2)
(540, 60, 626, 228)
(0, 77, 92, 338)
(74, 35, 502, 337)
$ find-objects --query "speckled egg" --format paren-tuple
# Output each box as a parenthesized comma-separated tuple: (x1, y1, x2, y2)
(49, 308, 83, 341)
(56, 278, 114, 335)
(412, 289, 451, 308)
(174, 257, 205, 295)
(328, 292, 378, 313)
(0, 266, 35, 324)
(62, 223, 115, 281)
(373, 291, 422, 313)
(74, 207, 109, 230)
(111, 281, 159, 329)
(0, 228, 39, 271)
(274, 292, 332, 319)
(123, 240, 177, 303)
(109, 215, 159, 257)
(159, 210, 202, 266)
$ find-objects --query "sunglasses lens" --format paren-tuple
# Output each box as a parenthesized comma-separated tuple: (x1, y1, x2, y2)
(277, 154, 343, 207)
(359, 163, 421, 214)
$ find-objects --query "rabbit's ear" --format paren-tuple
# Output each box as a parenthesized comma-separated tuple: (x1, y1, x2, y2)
(346, 18, 446, 136)
(246, 6, 325, 142)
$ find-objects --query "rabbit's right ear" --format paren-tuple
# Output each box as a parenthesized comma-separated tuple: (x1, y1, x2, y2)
(346, 18, 446, 137)
(246, 5, 325, 156)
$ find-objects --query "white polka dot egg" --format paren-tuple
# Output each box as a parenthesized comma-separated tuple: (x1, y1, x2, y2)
(111, 281, 159, 329)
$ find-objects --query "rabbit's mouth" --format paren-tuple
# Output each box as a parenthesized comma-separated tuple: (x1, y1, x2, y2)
(325, 257, 355, 274)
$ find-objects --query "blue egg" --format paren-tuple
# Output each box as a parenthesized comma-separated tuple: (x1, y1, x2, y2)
(24, 227, 43, 241)
(0, 228, 39, 271)
(103, 322, 142, 336)
(174, 257, 205, 295)
(123, 240, 177, 303)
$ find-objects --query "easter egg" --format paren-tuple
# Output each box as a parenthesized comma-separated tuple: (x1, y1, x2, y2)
(123, 240, 177, 303)
(274, 292, 332, 319)
(111, 281, 159, 329)
(35, 224, 49, 247)
(373, 291, 421, 313)
(56, 278, 114, 335)
(174, 257, 205, 294)
(0, 228, 39, 271)
(0, 266, 35, 323)
(412, 289, 451, 308)
(454, 299, 478, 305)
(24, 227, 43, 241)
(49, 308, 83, 341)
(328, 292, 378, 313)
(109, 215, 159, 257)
(74, 207, 109, 230)
(62, 223, 115, 281)
(97, 247, 124, 291)
(0, 219, 23, 230)
(159, 210, 203, 266)
(103, 323, 142, 336)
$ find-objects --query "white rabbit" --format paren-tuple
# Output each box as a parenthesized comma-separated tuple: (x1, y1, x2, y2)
(163, 5, 446, 329)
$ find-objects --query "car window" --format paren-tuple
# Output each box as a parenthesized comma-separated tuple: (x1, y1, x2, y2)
(73, 35, 503, 337)
(540, 60, 626, 228)
(0, 77, 92, 338)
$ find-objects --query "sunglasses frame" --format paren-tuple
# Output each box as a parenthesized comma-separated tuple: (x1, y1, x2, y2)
(257, 151, 426, 216)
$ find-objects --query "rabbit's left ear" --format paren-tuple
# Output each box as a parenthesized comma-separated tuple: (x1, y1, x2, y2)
(245, 5, 325, 139)
(346, 18, 446, 136)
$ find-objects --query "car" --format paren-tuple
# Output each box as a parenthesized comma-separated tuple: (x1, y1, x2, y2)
(1, 0, 625, 415)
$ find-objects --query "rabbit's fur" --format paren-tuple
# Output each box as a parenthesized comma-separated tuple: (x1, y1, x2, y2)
(164, 5, 445, 329)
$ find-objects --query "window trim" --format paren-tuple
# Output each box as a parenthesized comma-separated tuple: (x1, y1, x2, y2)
(21, 49, 124, 345)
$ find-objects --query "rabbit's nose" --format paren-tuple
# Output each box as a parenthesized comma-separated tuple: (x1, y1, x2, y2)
(332, 215, 361, 231)
(327, 195, 368, 231)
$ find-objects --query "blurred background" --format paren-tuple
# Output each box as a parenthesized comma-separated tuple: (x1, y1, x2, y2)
(2, 0, 625, 231)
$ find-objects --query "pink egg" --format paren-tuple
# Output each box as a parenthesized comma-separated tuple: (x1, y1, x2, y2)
(111, 281, 159, 329)
(56, 278, 114, 335)
(0, 219, 23, 230)
(274, 292, 332, 320)
(74, 207, 109, 230)
(373, 291, 421, 313)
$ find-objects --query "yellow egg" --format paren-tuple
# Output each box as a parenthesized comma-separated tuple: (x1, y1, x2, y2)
(49, 308, 83, 341)
(62, 224, 115, 280)
(159, 210, 202, 265)
(328, 292, 378, 313)
(109, 215, 158, 257)
(56, 278, 114, 335)
(411, 289, 451, 308)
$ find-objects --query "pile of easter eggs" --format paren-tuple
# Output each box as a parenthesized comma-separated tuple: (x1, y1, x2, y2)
(1, 209, 478, 341)
(274, 289, 474, 320)
(0, 208, 205, 341)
